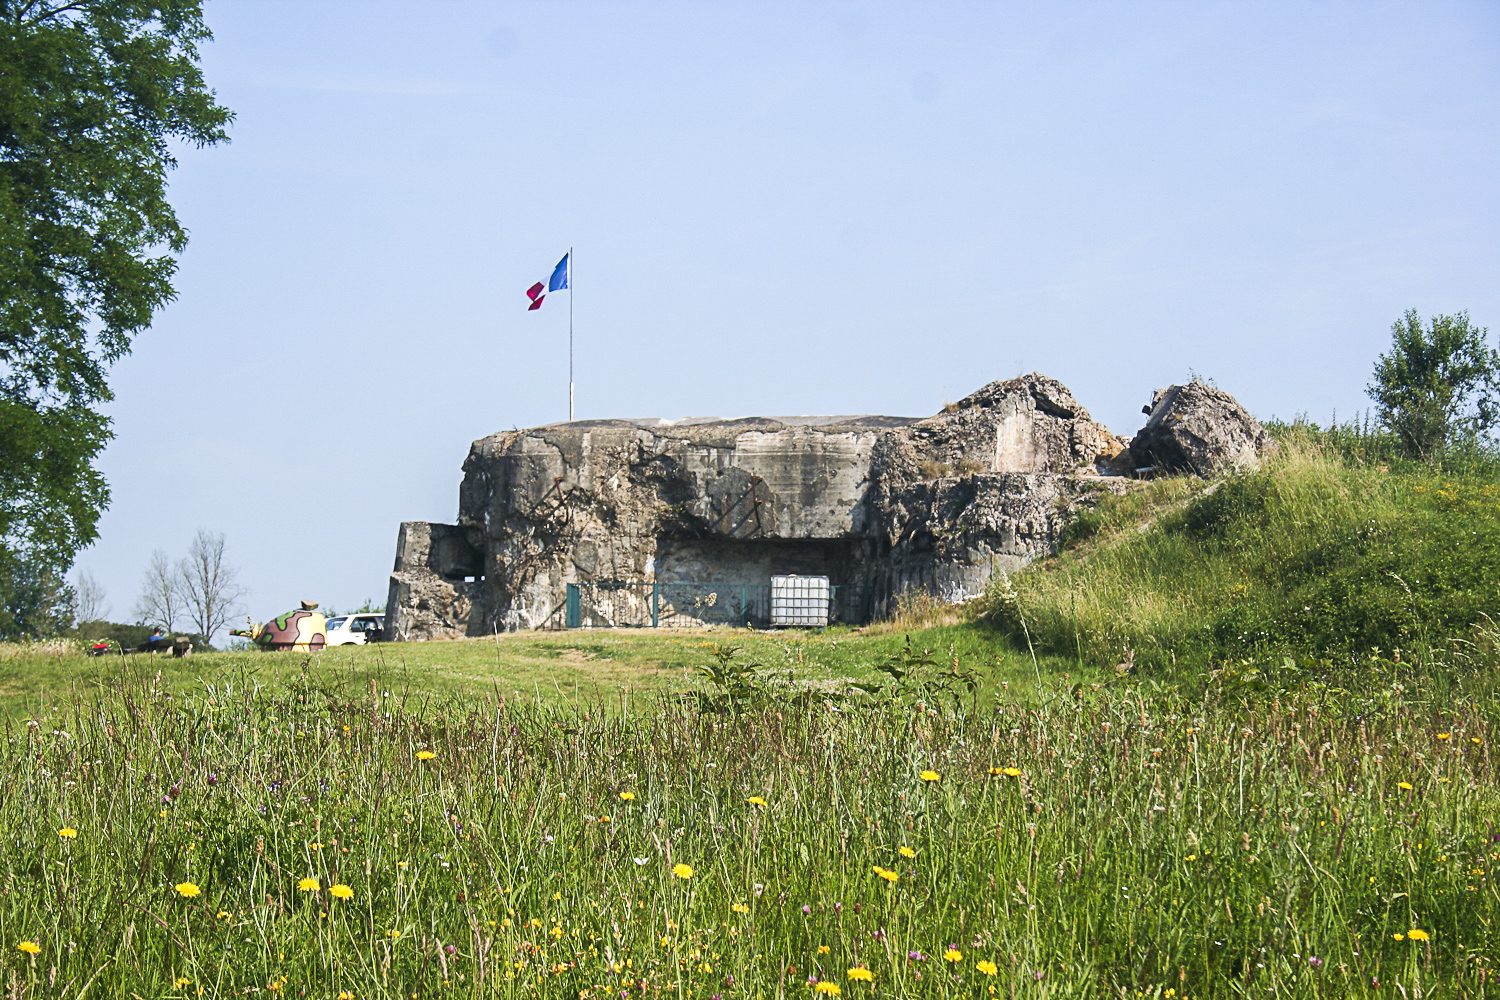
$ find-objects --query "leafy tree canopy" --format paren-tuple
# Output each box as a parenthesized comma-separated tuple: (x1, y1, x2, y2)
(0, 1, 231, 636)
(1367, 309, 1500, 461)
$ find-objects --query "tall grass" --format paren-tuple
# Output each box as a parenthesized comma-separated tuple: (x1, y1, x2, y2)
(865, 589, 965, 635)
(0, 639, 75, 663)
(1263, 413, 1500, 478)
(1, 651, 1497, 997)
(976, 434, 1500, 670)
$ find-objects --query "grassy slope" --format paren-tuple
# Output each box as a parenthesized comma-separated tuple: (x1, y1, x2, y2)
(979, 435, 1500, 671)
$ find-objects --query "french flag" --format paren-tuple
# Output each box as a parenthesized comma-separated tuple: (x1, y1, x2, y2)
(526, 253, 569, 310)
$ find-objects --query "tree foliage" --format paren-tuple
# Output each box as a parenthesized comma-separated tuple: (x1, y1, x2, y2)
(0, 1, 231, 636)
(1367, 309, 1500, 460)
(0, 546, 71, 637)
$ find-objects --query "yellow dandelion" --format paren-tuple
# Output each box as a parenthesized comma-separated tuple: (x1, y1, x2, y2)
(1474, 738, 1483, 745)
(899, 846, 916, 859)
(846, 967, 874, 982)
(619, 791, 636, 801)
(671, 863, 694, 880)
(920, 770, 940, 782)
(330, 884, 354, 901)
(976, 960, 998, 976)
(297, 877, 321, 892)
(943, 948, 963, 963)
(1408, 929, 1430, 942)
(57, 827, 77, 839)
(731, 903, 749, 913)
(747, 796, 767, 807)
(16, 941, 39, 955)
(814, 983, 841, 996)
(1392, 933, 1404, 941)
(174, 882, 201, 898)
(872, 866, 898, 882)
(416, 751, 436, 760)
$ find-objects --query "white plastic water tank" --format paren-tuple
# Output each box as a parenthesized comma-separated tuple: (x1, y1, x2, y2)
(770, 575, 830, 627)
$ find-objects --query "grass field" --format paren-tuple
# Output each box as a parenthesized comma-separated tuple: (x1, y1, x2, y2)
(0, 634, 1496, 999)
(0, 624, 1071, 723)
(3, 433, 1498, 997)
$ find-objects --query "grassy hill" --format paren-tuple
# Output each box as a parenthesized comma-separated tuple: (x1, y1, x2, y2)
(0, 433, 1497, 996)
(974, 431, 1500, 677)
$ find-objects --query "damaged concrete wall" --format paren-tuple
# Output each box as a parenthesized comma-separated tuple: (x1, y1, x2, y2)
(384, 374, 1261, 638)
(383, 522, 486, 641)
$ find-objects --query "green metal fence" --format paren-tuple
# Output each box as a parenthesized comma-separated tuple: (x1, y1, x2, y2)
(564, 582, 874, 628)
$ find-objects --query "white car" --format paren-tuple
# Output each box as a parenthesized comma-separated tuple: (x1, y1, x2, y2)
(325, 613, 385, 646)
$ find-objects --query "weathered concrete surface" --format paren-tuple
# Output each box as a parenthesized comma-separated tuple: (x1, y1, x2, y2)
(384, 374, 1217, 637)
(383, 522, 485, 641)
(1129, 382, 1275, 476)
(870, 472, 1129, 603)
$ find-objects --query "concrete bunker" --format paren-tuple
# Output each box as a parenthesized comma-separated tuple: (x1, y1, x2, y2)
(383, 373, 1272, 638)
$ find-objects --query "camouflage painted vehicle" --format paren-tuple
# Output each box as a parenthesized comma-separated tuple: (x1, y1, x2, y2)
(231, 600, 327, 651)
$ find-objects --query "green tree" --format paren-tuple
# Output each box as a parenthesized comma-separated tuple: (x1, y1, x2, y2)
(0, 1, 231, 636)
(1367, 309, 1500, 461)
(0, 548, 71, 638)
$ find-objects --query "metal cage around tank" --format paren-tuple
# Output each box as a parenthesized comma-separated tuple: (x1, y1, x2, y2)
(563, 580, 874, 629)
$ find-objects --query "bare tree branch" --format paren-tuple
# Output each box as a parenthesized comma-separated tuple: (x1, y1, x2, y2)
(72, 568, 108, 622)
(132, 550, 181, 631)
(178, 529, 244, 644)
(20, 2, 90, 27)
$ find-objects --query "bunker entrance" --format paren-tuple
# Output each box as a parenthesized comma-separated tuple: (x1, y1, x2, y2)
(562, 537, 874, 628)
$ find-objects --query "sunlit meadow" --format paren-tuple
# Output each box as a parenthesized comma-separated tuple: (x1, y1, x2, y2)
(1, 647, 1497, 999)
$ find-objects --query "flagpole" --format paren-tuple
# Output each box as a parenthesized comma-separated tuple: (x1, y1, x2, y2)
(568, 246, 574, 422)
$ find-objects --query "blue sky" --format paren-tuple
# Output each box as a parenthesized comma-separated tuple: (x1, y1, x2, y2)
(77, 0, 1500, 632)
